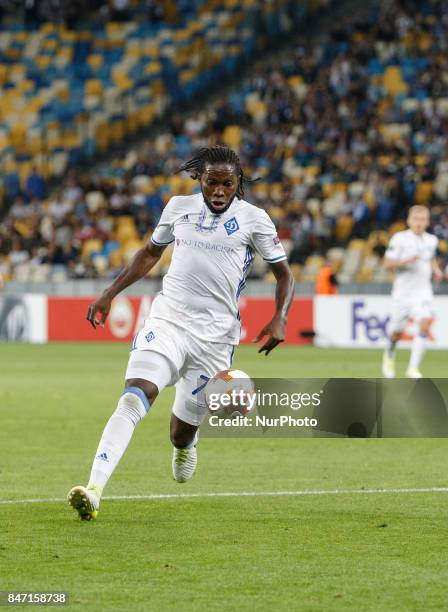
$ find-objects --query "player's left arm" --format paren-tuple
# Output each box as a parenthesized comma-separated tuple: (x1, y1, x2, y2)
(253, 260, 295, 356)
(432, 257, 444, 282)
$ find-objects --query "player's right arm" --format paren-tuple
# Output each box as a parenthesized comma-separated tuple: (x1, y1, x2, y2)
(383, 234, 418, 270)
(87, 197, 178, 329)
(383, 255, 418, 270)
(87, 241, 166, 329)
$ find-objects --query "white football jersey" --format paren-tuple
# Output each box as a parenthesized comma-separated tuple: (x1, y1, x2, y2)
(385, 229, 438, 299)
(149, 193, 286, 344)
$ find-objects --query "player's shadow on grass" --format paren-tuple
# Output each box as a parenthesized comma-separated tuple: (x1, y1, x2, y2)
(312, 379, 448, 438)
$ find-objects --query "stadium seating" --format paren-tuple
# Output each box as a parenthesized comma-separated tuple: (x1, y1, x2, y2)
(2, 0, 448, 284)
(0, 0, 297, 205)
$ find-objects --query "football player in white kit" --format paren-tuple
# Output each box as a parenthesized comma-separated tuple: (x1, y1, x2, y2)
(68, 146, 294, 520)
(382, 205, 443, 379)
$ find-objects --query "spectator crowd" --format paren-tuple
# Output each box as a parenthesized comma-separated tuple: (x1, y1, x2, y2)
(1, 0, 448, 282)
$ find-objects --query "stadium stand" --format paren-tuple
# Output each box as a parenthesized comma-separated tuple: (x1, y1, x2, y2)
(0, 0, 300, 201)
(1, 0, 448, 285)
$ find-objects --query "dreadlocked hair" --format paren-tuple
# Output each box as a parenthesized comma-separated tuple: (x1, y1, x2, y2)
(175, 145, 259, 198)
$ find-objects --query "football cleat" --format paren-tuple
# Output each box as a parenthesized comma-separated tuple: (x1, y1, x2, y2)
(172, 447, 197, 483)
(406, 367, 423, 379)
(67, 485, 100, 520)
(382, 350, 396, 378)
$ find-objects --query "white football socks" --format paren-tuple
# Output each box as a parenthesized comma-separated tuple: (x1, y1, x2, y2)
(87, 388, 149, 495)
(409, 334, 426, 370)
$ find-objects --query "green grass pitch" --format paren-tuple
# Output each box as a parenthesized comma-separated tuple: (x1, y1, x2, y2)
(1, 343, 448, 610)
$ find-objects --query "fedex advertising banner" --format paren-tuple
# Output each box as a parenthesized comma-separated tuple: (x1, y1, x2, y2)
(315, 295, 448, 349)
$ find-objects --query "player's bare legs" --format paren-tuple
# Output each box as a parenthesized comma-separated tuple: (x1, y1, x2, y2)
(68, 379, 157, 519)
(382, 331, 401, 378)
(170, 414, 199, 483)
(170, 414, 198, 447)
(407, 318, 431, 378)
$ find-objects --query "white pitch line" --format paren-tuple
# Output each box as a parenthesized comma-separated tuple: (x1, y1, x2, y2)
(1, 487, 448, 506)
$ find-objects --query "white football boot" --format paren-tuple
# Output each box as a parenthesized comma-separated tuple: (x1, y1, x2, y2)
(406, 367, 423, 379)
(67, 485, 100, 520)
(382, 350, 396, 378)
(172, 447, 197, 483)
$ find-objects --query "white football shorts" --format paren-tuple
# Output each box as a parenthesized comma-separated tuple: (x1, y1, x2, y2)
(389, 297, 434, 333)
(125, 317, 235, 426)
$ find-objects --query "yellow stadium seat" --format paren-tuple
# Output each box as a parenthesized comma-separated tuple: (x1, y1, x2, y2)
(116, 223, 137, 244)
(438, 240, 448, 254)
(9, 63, 26, 81)
(144, 62, 162, 75)
(78, 31, 93, 43)
(109, 249, 123, 268)
(414, 181, 433, 206)
(36, 56, 51, 70)
(303, 165, 319, 180)
(168, 175, 184, 192)
(95, 123, 110, 151)
(60, 29, 76, 43)
(0, 65, 8, 86)
(20, 80, 35, 95)
(247, 99, 267, 120)
(323, 182, 347, 198)
(386, 226, 401, 240)
(87, 54, 103, 71)
(85, 79, 103, 97)
(222, 125, 241, 149)
(126, 44, 142, 61)
(58, 47, 73, 62)
(377, 155, 392, 167)
(356, 268, 374, 282)
(305, 255, 325, 268)
(0, 131, 10, 149)
(383, 66, 408, 96)
(414, 155, 428, 167)
(335, 215, 354, 242)
(364, 189, 376, 208)
(150, 79, 165, 96)
(268, 206, 285, 222)
(40, 22, 56, 34)
(388, 221, 406, 236)
(348, 239, 366, 251)
(14, 31, 28, 43)
(123, 239, 143, 254)
(138, 103, 155, 126)
(63, 131, 81, 149)
(43, 38, 58, 51)
(418, 32, 432, 52)
(288, 75, 304, 88)
(262, 271, 276, 283)
(179, 69, 195, 84)
(117, 216, 135, 228)
(81, 239, 103, 259)
(28, 133, 44, 155)
(10, 124, 26, 148)
(126, 113, 139, 135)
(110, 120, 125, 143)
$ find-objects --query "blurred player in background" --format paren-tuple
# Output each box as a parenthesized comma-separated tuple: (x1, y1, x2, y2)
(382, 205, 443, 379)
(68, 145, 294, 520)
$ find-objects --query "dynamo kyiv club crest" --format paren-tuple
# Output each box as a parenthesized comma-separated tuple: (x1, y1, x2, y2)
(224, 217, 239, 235)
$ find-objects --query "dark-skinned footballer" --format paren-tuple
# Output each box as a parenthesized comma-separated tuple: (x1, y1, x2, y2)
(68, 146, 294, 520)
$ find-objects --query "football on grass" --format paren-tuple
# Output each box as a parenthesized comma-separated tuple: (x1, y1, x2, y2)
(204, 369, 255, 417)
